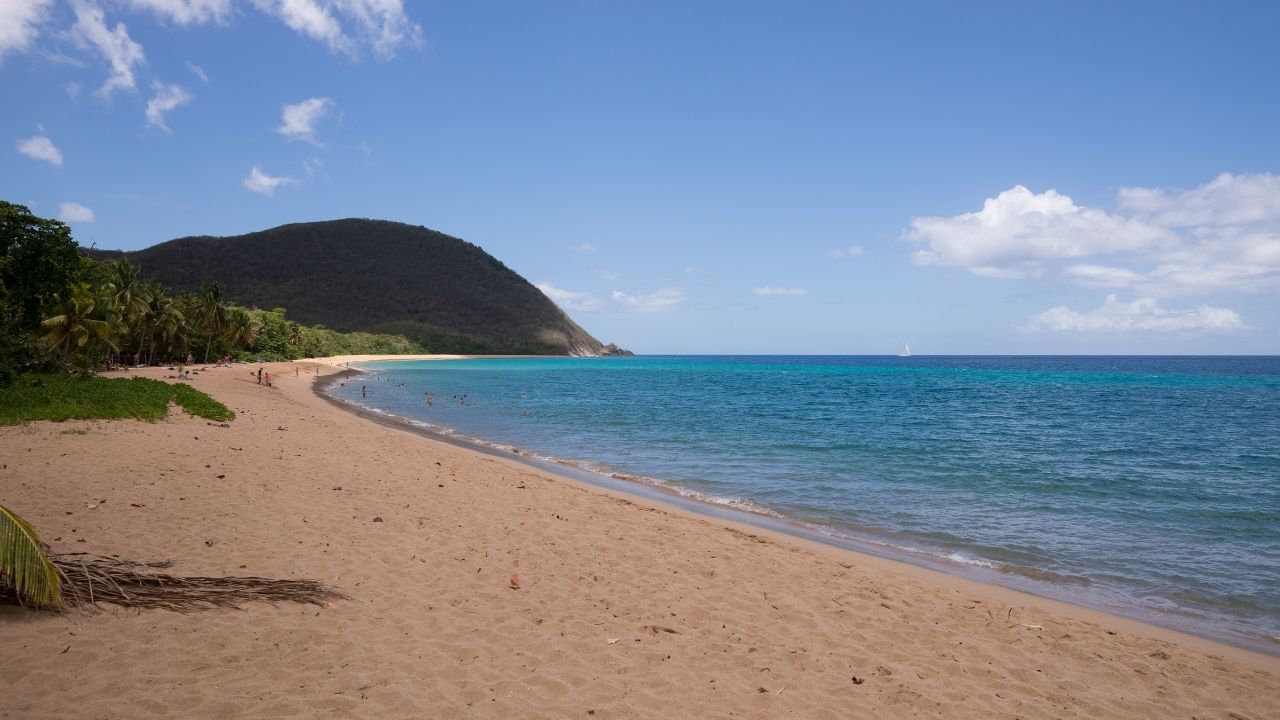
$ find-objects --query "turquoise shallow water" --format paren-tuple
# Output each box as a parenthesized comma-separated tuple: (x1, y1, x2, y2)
(326, 355, 1280, 653)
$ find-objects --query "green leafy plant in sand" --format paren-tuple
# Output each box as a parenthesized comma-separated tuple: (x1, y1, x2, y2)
(0, 503, 62, 609)
(0, 374, 234, 425)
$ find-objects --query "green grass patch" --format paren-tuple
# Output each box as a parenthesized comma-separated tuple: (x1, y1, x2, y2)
(0, 374, 235, 425)
(170, 383, 235, 422)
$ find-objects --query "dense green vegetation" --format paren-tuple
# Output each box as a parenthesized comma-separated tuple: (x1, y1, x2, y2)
(1, 201, 442, 384)
(1, 201, 81, 380)
(0, 374, 233, 424)
(87, 218, 607, 355)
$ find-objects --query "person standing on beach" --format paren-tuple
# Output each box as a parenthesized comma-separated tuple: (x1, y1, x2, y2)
(256, 367, 263, 384)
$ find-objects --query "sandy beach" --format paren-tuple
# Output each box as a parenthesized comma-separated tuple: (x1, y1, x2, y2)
(2, 358, 1277, 720)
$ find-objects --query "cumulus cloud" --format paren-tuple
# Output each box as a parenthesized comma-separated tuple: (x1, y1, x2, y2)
(753, 287, 809, 296)
(612, 288, 687, 313)
(907, 173, 1280, 296)
(145, 82, 193, 132)
(277, 97, 333, 143)
(827, 244, 864, 260)
(537, 282, 601, 312)
(17, 134, 63, 166)
(58, 202, 95, 223)
(242, 166, 297, 196)
(0, 0, 54, 59)
(251, 0, 422, 58)
(1029, 295, 1244, 333)
(127, 0, 233, 25)
(70, 0, 146, 97)
(909, 185, 1166, 278)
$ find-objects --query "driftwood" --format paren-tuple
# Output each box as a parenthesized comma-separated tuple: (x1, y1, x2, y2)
(2, 552, 347, 612)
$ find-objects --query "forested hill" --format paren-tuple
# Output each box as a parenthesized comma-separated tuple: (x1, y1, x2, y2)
(88, 219, 608, 355)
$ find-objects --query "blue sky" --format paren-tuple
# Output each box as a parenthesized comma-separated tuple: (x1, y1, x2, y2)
(3, 1, 1279, 354)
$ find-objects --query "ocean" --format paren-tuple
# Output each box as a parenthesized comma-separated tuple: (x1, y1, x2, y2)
(324, 355, 1280, 654)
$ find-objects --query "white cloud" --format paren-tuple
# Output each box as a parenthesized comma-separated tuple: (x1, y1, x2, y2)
(909, 185, 1166, 278)
(187, 60, 208, 82)
(252, 0, 422, 58)
(1029, 294, 1244, 333)
(612, 288, 687, 313)
(127, 0, 233, 25)
(573, 242, 597, 253)
(277, 97, 333, 144)
(58, 202, 95, 223)
(70, 0, 147, 97)
(827, 244, 864, 260)
(0, 0, 54, 59)
(336, 0, 423, 58)
(262, 0, 347, 53)
(907, 173, 1280, 296)
(17, 134, 63, 166)
(242, 166, 298, 196)
(1118, 172, 1280, 227)
(537, 282, 601, 312)
(1062, 264, 1144, 288)
(145, 82, 193, 132)
(65, 82, 83, 99)
(2, 1, 419, 63)
(753, 286, 808, 296)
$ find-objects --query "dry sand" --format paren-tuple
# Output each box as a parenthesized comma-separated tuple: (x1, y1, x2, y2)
(2, 359, 1277, 719)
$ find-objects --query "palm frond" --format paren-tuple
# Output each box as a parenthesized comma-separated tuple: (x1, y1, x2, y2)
(49, 554, 348, 611)
(0, 504, 63, 609)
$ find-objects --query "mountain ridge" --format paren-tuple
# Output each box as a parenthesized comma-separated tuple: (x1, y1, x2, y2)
(87, 218, 617, 356)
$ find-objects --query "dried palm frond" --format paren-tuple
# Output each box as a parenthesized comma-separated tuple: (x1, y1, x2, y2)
(0, 503, 346, 612)
(43, 553, 348, 612)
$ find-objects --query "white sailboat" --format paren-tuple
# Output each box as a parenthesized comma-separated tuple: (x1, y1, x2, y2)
(898, 342, 911, 357)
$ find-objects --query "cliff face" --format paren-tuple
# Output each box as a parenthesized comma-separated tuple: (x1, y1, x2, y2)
(90, 218, 607, 355)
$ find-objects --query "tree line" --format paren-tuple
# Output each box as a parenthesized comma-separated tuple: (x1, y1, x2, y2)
(1, 200, 424, 383)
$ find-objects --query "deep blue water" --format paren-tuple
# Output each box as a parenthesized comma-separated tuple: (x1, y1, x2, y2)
(327, 356, 1280, 653)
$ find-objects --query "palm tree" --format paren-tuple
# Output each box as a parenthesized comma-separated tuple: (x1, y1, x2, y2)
(193, 283, 230, 363)
(92, 260, 146, 366)
(225, 307, 260, 351)
(129, 279, 164, 365)
(0, 504, 62, 609)
(286, 320, 305, 355)
(40, 283, 118, 368)
(152, 294, 185, 364)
